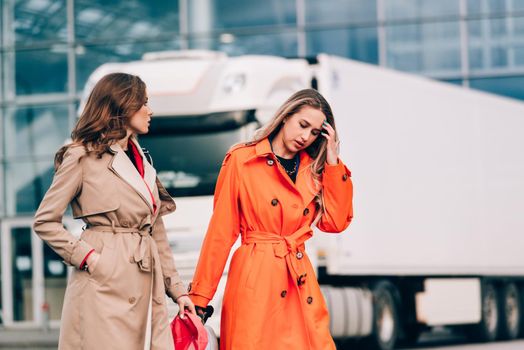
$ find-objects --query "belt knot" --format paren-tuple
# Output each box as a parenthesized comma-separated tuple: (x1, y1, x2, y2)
(243, 225, 313, 287)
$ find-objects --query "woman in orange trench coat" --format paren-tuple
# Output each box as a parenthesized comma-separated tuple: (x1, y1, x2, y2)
(189, 89, 353, 349)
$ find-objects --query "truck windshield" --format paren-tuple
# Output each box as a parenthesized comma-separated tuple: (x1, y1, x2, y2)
(139, 110, 256, 197)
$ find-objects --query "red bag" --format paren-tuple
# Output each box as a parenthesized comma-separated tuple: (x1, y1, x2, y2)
(171, 311, 209, 350)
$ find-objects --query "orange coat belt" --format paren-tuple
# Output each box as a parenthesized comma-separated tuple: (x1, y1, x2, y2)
(242, 225, 313, 288)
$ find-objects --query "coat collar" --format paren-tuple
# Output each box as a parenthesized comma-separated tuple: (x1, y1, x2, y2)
(248, 138, 319, 206)
(108, 137, 157, 212)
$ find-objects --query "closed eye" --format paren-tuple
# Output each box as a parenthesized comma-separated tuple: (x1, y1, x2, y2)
(300, 119, 321, 136)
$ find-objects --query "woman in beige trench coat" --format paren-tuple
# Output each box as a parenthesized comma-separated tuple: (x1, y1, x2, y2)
(33, 73, 195, 349)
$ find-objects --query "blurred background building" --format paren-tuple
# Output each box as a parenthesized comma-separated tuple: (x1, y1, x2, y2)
(1, 0, 524, 329)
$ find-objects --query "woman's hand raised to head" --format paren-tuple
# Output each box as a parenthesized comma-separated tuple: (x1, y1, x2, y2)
(322, 120, 340, 165)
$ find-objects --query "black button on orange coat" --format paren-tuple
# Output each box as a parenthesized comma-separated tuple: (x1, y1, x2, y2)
(189, 138, 353, 350)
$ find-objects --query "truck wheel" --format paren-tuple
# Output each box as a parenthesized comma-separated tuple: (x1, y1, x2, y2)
(364, 281, 399, 350)
(498, 283, 521, 340)
(467, 282, 499, 342)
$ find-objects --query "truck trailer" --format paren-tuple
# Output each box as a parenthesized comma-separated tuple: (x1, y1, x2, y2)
(81, 50, 524, 350)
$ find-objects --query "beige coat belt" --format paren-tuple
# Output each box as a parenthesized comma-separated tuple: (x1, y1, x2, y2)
(87, 224, 154, 273)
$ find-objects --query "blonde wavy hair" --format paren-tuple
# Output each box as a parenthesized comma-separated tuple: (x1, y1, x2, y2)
(250, 89, 338, 220)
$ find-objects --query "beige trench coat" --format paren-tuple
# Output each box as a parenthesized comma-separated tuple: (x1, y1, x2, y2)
(33, 137, 186, 349)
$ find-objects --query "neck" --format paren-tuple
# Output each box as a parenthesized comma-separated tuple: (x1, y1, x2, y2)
(270, 132, 296, 159)
(118, 130, 133, 151)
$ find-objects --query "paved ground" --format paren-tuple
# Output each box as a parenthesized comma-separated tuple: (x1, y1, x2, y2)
(0, 328, 59, 349)
(407, 340, 524, 350)
(2, 327, 524, 349)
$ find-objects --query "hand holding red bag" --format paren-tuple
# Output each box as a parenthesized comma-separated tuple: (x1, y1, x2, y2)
(171, 310, 208, 350)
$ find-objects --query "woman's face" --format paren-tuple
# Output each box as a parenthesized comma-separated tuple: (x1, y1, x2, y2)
(128, 96, 153, 135)
(280, 106, 325, 152)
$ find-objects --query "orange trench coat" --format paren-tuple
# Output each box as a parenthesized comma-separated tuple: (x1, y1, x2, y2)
(189, 138, 353, 350)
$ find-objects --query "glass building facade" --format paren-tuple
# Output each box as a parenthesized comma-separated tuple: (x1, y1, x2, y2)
(1, 0, 524, 218)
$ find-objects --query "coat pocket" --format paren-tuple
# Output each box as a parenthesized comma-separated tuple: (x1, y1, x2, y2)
(88, 238, 116, 286)
(245, 244, 266, 290)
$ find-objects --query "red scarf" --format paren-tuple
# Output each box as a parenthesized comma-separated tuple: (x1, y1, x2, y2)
(128, 140, 157, 214)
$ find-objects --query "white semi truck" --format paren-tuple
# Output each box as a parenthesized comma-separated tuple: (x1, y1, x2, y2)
(81, 50, 524, 350)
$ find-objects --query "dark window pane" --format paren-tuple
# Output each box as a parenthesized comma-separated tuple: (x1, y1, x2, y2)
(516, 47, 524, 66)
(490, 17, 508, 36)
(467, 0, 504, 15)
(469, 47, 483, 69)
(6, 160, 54, 215)
(491, 47, 508, 67)
(468, 19, 482, 39)
(305, 0, 376, 25)
(189, 32, 298, 57)
(15, 48, 68, 95)
(515, 0, 524, 12)
(76, 40, 182, 92)
(44, 243, 67, 321)
(439, 79, 463, 86)
(516, 16, 524, 34)
(11, 228, 33, 321)
(385, 0, 459, 20)
(467, 0, 483, 15)
(211, 0, 296, 29)
(386, 22, 461, 74)
(467, 0, 524, 15)
(489, 0, 508, 13)
(306, 27, 378, 64)
(5, 104, 70, 158)
(468, 17, 524, 71)
(470, 76, 524, 100)
(14, 0, 67, 45)
(75, 0, 179, 42)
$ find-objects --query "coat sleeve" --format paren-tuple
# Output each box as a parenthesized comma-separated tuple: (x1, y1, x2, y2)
(189, 151, 241, 308)
(151, 216, 186, 300)
(317, 159, 354, 233)
(33, 146, 94, 268)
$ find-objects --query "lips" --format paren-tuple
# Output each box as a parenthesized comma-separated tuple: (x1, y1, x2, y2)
(294, 140, 305, 148)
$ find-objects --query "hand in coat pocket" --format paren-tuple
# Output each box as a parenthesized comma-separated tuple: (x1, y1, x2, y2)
(86, 252, 101, 274)
(86, 247, 115, 285)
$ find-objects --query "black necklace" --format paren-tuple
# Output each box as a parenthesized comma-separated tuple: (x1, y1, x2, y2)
(276, 155, 298, 177)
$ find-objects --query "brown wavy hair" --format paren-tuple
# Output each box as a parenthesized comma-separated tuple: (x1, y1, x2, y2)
(55, 73, 147, 169)
(251, 89, 338, 221)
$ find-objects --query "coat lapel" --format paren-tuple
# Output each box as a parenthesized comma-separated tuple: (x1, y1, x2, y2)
(248, 138, 320, 207)
(295, 151, 320, 207)
(109, 142, 156, 211)
(129, 137, 157, 195)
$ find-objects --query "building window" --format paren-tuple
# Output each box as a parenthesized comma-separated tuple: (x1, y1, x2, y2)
(15, 48, 68, 95)
(4, 104, 70, 158)
(306, 27, 379, 64)
(386, 21, 462, 75)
